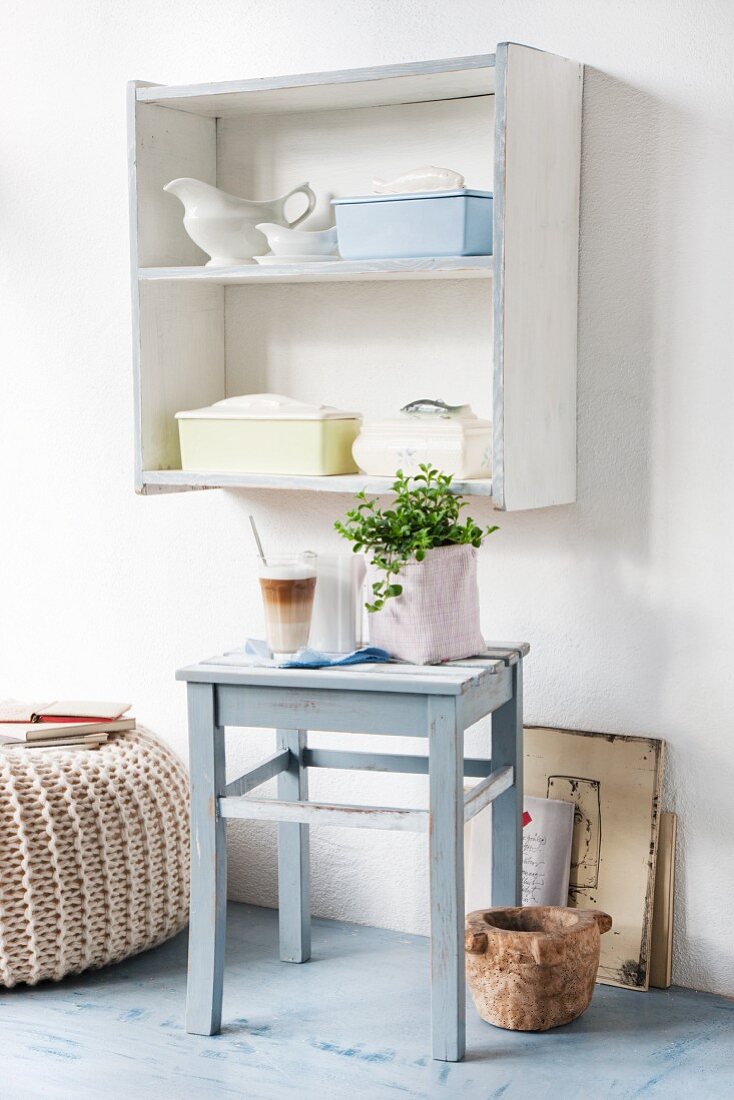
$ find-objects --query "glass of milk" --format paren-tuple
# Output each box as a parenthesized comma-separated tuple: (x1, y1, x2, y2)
(258, 553, 317, 660)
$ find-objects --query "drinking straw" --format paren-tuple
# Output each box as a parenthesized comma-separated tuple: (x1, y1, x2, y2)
(249, 515, 268, 565)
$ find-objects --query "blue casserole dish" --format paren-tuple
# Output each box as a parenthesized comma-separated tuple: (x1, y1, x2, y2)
(331, 188, 493, 260)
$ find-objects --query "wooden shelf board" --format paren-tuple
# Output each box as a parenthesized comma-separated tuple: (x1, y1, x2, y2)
(138, 256, 493, 286)
(142, 469, 495, 497)
(136, 56, 495, 118)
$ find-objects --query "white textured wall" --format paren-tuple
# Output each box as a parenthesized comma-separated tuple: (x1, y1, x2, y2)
(2, 0, 733, 995)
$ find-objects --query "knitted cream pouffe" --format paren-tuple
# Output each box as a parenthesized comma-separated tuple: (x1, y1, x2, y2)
(0, 727, 189, 987)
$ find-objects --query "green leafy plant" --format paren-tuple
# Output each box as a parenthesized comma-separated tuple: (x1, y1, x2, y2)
(334, 465, 498, 611)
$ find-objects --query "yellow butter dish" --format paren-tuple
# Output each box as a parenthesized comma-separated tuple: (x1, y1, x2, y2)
(175, 393, 361, 476)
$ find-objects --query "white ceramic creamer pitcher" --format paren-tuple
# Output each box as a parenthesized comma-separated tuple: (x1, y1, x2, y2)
(163, 178, 317, 266)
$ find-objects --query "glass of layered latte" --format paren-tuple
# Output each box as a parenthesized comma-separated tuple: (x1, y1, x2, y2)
(258, 553, 317, 660)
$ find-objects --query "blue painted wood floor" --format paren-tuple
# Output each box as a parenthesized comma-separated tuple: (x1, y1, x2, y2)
(2, 903, 733, 1099)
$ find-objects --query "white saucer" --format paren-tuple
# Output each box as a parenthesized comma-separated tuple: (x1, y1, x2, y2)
(254, 254, 340, 265)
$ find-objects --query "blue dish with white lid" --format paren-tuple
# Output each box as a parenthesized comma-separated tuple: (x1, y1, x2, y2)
(332, 188, 493, 260)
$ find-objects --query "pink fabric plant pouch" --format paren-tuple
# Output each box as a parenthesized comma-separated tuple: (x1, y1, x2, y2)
(367, 544, 485, 664)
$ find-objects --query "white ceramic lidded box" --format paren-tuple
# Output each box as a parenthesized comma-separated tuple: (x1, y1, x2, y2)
(352, 402, 492, 479)
(175, 394, 361, 475)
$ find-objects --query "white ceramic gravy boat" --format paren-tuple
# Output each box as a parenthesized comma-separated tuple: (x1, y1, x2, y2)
(256, 222, 339, 258)
(164, 178, 317, 266)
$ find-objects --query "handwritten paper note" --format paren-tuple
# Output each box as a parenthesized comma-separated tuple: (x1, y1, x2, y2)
(521, 796, 574, 906)
(465, 794, 574, 912)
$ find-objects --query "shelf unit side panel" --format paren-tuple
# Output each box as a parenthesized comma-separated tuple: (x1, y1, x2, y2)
(139, 281, 225, 472)
(493, 44, 582, 511)
(130, 94, 223, 488)
(128, 81, 154, 491)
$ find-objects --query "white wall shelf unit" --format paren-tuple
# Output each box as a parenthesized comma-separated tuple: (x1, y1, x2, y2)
(128, 45, 583, 510)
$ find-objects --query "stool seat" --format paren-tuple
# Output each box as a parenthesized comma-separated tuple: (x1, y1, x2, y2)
(178, 643, 527, 1062)
(178, 644, 528, 694)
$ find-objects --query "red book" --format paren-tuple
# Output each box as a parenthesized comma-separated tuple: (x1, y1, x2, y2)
(31, 701, 131, 723)
(35, 715, 118, 724)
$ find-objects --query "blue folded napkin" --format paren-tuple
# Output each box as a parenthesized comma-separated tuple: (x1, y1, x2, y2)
(206, 639, 394, 670)
(281, 645, 394, 669)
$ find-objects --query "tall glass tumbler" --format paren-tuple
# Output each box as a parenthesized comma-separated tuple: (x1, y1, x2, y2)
(258, 552, 317, 660)
(308, 553, 366, 653)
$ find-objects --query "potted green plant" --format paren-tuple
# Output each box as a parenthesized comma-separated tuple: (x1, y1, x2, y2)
(335, 465, 498, 664)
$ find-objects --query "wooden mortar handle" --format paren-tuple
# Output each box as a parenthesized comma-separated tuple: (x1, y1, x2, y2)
(465, 929, 488, 955)
(590, 910, 613, 934)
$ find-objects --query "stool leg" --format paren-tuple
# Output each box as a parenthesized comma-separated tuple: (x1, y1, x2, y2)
(186, 683, 227, 1035)
(428, 698, 465, 1062)
(491, 660, 524, 906)
(277, 729, 311, 962)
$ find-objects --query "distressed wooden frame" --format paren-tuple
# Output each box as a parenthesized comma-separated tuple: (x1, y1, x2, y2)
(129, 46, 582, 509)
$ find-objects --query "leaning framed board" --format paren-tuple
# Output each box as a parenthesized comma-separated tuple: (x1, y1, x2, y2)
(524, 727, 664, 991)
(649, 811, 677, 989)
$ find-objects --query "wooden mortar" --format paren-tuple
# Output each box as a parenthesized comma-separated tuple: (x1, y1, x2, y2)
(465, 906, 612, 1031)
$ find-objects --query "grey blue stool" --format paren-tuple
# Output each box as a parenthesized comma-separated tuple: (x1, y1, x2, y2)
(177, 644, 527, 1062)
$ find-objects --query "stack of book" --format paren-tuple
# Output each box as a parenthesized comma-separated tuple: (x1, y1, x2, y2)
(0, 699, 135, 750)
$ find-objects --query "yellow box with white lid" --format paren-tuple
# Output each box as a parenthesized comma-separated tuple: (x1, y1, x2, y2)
(175, 393, 361, 475)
